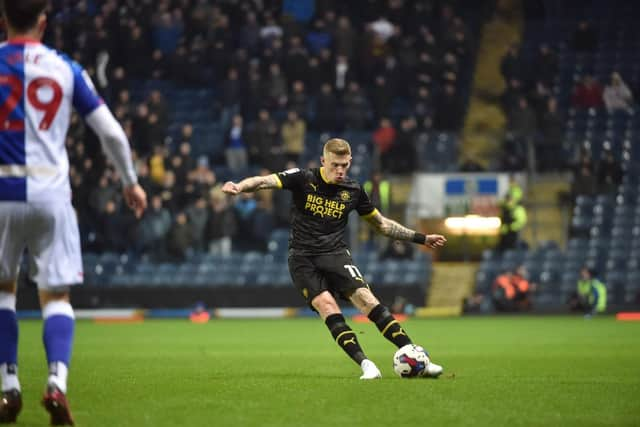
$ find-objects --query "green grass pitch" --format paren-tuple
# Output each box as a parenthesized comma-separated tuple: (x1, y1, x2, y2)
(12, 316, 640, 426)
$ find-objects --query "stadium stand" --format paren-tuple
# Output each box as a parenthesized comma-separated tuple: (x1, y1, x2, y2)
(474, 0, 640, 310)
(3, 0, 487, 301)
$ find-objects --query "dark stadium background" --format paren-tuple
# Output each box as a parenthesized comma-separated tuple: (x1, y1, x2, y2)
(8, 0, 640, 316)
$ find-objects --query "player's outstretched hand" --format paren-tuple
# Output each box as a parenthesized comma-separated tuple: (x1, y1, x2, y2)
(123, 184, 147, 218)
(222, 181, 241, 195)
(425, 234, 447, 249)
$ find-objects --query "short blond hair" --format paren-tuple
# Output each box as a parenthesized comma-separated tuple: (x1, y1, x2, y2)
(323, 138, 351, 157)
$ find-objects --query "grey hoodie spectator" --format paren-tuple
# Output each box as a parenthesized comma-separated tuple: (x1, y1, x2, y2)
(603, 72, 634, 113)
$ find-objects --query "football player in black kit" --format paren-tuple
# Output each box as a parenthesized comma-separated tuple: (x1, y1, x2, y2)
(222, 138, 446, 379)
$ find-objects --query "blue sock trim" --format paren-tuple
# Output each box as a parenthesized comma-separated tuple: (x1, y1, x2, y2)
(43, 314, 74, 366)
(0, 309, 18, 364)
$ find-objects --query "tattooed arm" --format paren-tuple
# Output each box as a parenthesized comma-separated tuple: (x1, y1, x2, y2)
(222, 174, 281, 194)
(364, 211, 447, 248)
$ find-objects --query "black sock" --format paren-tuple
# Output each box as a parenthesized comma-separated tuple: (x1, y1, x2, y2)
(367, 304, 412, 348)
(324, 314, 366, 365)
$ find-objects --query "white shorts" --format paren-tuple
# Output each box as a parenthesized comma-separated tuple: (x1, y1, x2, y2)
(0, 201, 83, 289)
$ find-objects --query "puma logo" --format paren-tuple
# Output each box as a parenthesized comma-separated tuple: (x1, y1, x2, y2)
(309, 183, 318, 191)
(343, 337, 356, 346)
(391, 329, 407, 339)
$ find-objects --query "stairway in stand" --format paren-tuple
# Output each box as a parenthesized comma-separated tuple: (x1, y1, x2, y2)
(416, 262, 478, 317)
(522, 173, 571, 249)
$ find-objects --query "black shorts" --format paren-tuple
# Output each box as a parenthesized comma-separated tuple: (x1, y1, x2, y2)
(288, 251, 370, 306)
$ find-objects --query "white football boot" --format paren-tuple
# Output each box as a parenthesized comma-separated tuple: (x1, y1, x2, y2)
(423, 360, 443, 378)
(359, 359, 382, 380)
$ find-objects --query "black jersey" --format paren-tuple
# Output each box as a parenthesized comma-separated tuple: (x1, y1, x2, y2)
(274, 167, 378, 255)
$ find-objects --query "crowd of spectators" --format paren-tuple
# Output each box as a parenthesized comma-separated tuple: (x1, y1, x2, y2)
(29, 0, 478, 260)
(499, 20, 635, 175)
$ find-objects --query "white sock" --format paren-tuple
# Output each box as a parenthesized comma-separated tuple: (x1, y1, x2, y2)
(0, 363, 20, 392)
(48, 361, 69, 394)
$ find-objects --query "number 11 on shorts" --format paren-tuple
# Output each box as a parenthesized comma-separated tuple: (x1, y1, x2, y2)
(344, 265, 363, 279)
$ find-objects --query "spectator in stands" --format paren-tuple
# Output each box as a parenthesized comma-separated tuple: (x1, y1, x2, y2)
(283, 37, 309, 86)
(244, 71, 263, 121)
(491, 265, 533, 312)
(152, 10, 183, 55)
(288, 80, 309, 119)
(501, 78, 524, 119)
(316, 48, 335, 88)
(132, 103, 152, 157)
(146, 112, 165, 149)
(389, 117, 418, 174)
(158, 170, 180, 213)
(99, 200, 132, 253)
(225, 114, 249, 174)
(188, 156, 217, 197)
(169, 45, 189, 84)
(205, 188, 236, 256)
(186, 196, 209, 251)
(334, 16, 357, 60)
(533, 44, 558, 87)
(371, 75, 393, 121)
(167, 212, 193, 261)
(334, 55, 352, 95)
(89, 174, 119, 216)
(232, 192, 259, 251)
(435, 84, 463, 131)
(314, 83, 338, 131)
(571, 21, 598, 52)
(343, 82, 369, 130)
(572, 75, 604, 109)
(538, 98, 565, 171)
(177, 138, 196, 177)
(138, 195, 172, 258)
(603, 72, 634, 113)
(508, 97, 538, 174)
(596, 148, 623, 194)
(238, 11, 261, 55)
(281, 110, 306, 164)
(372, 118, 397, 172)
(260, 13, 284, 46)
(135, 161, 155, 196)
(571, 151, 597, 199)
(529, 81, 552, 121)
(248, 109, 282, 170)
(568, 267, 607, 316)
(368, 14, 395, 43)
(114, 90, 132, 120)
(218, 68, 243, 128)
(496, 192, 527, 252)
(124, 25, 151, 79)
(500, 44, 525, 83)
(149, 145, 167, 186)
(306, 19, 331, 55)
(264, 63, 288, 111)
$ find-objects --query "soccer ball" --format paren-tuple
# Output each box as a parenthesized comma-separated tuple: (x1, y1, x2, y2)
(393, 344, 430, 378)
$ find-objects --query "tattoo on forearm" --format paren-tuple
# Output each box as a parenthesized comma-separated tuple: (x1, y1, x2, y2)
(381, 218, 415, 241)
(240, 175, 276, 192)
